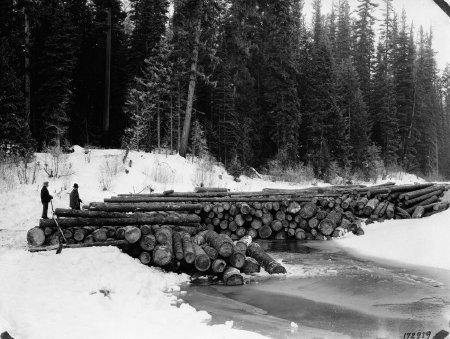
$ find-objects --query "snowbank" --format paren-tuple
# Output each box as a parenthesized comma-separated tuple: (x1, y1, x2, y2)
(337, 209, 450, 271)
(0, 246, 265, 339)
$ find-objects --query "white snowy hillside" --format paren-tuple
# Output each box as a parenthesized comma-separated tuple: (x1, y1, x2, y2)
(0, 146, 448, 339)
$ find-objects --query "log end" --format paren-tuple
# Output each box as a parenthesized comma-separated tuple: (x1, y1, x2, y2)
(27, 227, 45, 247)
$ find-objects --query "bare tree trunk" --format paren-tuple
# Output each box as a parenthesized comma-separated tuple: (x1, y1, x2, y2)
(170, 96, 173, 153)
(177, 82, 181, 152)
(24, 7, 31, 128)
(103, 7, 112, 133)
(157, 100, 161, 149)
(179, 18, 201, 158)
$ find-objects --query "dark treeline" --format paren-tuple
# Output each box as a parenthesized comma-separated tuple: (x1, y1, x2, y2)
(1, 0, 450, 180)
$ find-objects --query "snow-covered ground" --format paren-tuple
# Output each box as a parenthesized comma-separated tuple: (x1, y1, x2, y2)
(338, 208, 450, 271)
(0, 147, 447, 338)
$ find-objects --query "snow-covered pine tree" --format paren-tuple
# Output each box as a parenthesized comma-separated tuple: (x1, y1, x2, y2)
(123, 39, 173, 151)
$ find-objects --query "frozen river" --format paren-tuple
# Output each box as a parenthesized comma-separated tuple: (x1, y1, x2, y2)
(178, 240, 450, 339)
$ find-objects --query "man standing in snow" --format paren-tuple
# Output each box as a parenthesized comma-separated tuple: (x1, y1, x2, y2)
(70, 183, 82, 210)
(40, 181, 53, 219)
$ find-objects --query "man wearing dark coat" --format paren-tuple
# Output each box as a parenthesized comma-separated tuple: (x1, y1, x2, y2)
(70, 183, 82, 210)
(41, 181, 53, 219)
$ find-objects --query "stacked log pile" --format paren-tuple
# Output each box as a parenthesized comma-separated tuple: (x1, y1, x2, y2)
(26, 183, 449, 284)
(84, 183, 449, 241)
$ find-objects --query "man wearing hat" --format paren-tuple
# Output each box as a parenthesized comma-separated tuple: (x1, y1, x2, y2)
(70, 183, 83, 210)
(40, 181, 53, 219)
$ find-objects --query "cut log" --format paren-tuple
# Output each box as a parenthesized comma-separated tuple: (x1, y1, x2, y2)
(403, 189, 444, 206)
(241, 257, 260, 274)
(205, 231, 234, 257)
(27, 227, 45, 246)
(39, 214, 201, 228)
(228, 221, 237, 232)
(247, 243, 286, 274)
(43, 227, 53, 236)
(395, 207, 411, 219)
(55, 208, 144, 219)
(341, 197, 353, 210)
(234, 214, 245, 227)
(74, 228, 88, 241)
(29, 240, 128, 252)
(308, 218, 319, 229)
(251, 218, 262, 230)
(236, 235, 252, 251)
(433, 202, 450, 211)
(240, 203, 251, 215)
(316, 209, 327, 220)
(405, 196, 439, 214)
(356, 197, 368, 210)
(363, 199, 379, 216)
(386, 203, 395, 219)
(287, 202, 301, 214)
(318, 211, 342, 236)
(153, 244, 173, 266)
(155, 226, 172, 244)
(378, 202, 389, 218)
(387, 183, 434, 193)
(114, 227, 125, 240)
(139, 251, 152, 265)
(181, 232, 195, 264)
(299, 202, 317, 219)
(195, 187, 229, 193)
(275, 210, 285, 221)
(332, 227, 346, 238)
(87, 203, 203, 212)
(229, 246, 246, 269)
(193, 244, 211, 271)
(270, 220, 283, 232)
(372, 202, 385, 219)
(212, 258, 227, 273)
(92, 228, 108, 242)
(411, 206, 425, 219)
(295, 228, 306, 240)
(192, 230, 208, 245)
(172, 232, 184, 260)
(123, 226, 141, 244)
(246, 228, 258, 238)
(236, 227, 246, 237)
(258, 225, 272, 239)
(139, 234, 156, 251)
(102, 226, 116, 238)
(400, 185, 443, 200)
(140, 224, 152, 235)
(201, 244, 218, 260)
(105, 196, 327, 203)
(223, 267, 244, 286)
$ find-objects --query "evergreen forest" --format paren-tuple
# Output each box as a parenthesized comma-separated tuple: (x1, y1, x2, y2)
(1, 0, 450, 181)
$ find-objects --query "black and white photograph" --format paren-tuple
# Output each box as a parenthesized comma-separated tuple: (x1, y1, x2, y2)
(1, 0, 450, 338)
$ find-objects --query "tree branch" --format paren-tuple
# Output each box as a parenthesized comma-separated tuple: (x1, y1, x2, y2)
(433, 0, 450, 18)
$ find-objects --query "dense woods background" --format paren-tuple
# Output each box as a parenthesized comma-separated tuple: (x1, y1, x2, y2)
(1, 0, 450, 181)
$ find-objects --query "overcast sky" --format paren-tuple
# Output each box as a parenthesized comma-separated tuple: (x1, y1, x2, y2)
(303, 0, 450, 70)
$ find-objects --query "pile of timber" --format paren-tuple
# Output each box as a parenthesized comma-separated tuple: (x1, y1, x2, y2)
(27, 220, 285, 285)
(84, 183, 449, 241)
(26, 183, 449, 283)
